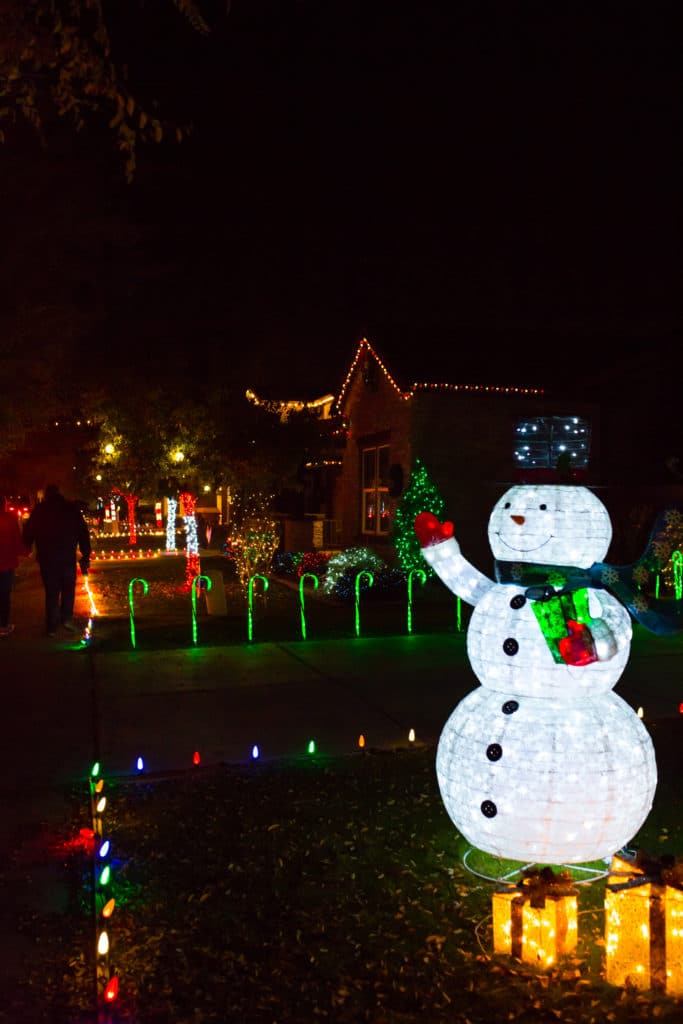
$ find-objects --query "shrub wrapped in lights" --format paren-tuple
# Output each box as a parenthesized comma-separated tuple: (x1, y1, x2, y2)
(299, 550, 331, 579)
(322, 547, 385, 600)
(272, 551, 303, 578)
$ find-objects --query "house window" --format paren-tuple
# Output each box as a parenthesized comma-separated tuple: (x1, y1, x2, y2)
(362, 444, 391, 534)
(514, 416, 591, 469)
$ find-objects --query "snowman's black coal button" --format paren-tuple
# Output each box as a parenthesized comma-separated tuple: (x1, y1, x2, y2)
(502, 700, 519, 714)
(510, 594, 526, 609)
(486, 743, 503, 761)
(481, 800, 497, 818)
(503, 637, 519, 656)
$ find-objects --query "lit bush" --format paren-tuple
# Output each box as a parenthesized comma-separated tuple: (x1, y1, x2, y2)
(299, 551, 331, 578)
(323, 547, 386, 600)
(272, 551, 303, 577)
(227, 520, 281, 588)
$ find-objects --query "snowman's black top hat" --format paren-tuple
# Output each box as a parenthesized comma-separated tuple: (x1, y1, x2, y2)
(511, 467, 589, 485)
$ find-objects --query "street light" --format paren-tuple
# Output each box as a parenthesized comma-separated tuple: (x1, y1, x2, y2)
(173, 451, 185, 463)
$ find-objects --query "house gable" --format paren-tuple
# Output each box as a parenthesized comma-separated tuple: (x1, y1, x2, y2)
(332, 337, 602, 567)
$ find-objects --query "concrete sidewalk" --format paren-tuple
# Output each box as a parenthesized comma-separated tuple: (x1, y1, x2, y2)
(2, 557, 681, 829)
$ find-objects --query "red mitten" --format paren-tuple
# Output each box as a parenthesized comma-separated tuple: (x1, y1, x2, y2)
(414, 511, 455, 548)
(558, 620, 598, 666)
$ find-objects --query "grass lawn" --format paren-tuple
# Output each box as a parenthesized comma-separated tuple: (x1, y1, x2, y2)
(11, 730, 682, 1024)
(5, 547, 681, 1022)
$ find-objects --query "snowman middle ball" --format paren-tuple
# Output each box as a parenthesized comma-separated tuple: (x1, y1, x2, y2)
(436, 686, 656, 863)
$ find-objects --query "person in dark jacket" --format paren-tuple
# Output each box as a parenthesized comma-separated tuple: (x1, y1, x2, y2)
(0, 495, 26, 636)
(23, 484, 92, 636)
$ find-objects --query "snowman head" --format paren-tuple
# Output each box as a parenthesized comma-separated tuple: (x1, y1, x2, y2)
(488, 484, 612, 568)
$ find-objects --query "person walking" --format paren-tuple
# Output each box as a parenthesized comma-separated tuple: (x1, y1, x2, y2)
(0, 495, 25, 636)
(23, 484, 91, 637)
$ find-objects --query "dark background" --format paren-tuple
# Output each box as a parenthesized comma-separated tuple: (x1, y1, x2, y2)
(1, 0, 679, 399)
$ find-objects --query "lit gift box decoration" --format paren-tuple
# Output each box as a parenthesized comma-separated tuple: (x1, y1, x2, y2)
(492, 866, 578, 966)
(605, 851, 683, 995)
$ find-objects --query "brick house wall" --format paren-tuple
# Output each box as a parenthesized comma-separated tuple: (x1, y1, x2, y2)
(329, 338, 683, 571)
(331, 340, 601, 570)
(333, 348, 412, 554)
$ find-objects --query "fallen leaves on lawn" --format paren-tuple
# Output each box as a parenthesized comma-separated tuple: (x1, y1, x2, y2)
(8, 747, 683, 1024)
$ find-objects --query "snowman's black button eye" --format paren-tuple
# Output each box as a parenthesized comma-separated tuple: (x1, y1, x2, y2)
(539, 503, 547, 510)
(481, 800, 497, 818)
(502, 700, 519, 715)
(486, 743, 503, 761)
(503, 502, 511, 509)
(503, 637, 519, 656)
(510, 594, 526, 609)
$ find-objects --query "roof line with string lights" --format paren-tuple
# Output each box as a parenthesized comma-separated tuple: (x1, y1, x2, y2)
(334, 338, 544, 414)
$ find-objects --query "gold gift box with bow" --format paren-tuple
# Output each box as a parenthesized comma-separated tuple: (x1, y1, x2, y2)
(492, 867, 578, 967)
(605, 851, 683, 995)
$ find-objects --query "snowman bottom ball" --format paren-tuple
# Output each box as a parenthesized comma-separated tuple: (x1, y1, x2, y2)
(436, 687, 657, 864)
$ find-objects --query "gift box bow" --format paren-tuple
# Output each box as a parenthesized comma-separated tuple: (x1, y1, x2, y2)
(498, 866, 577, 908)
(607, 850, 683, 893)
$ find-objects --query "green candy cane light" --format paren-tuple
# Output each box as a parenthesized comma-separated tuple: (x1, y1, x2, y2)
(247, 574, 269, 643)
(354, 570, 373, 637)
(299, 573, 319, 640)
(127, 578, 149, 649)
(191, 574, 212, 645)
(673, 550, 682, 600)
(406, 568, 426, 634)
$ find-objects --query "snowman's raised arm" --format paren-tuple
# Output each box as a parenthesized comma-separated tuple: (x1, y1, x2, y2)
(414, 512, 494, 607)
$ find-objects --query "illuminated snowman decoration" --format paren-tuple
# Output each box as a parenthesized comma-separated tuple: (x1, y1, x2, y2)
(416, 485, 657, 865)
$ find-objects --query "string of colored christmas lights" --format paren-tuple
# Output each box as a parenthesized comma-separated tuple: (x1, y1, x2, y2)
(89, 762, 119, 1017)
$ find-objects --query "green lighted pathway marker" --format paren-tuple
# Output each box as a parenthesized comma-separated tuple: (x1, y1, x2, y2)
(191, 574, 212, 645)
(406, 568, 426, 634)
(673, 550, 682, 600)
(247, 574, 269, 643)
(354, 570, 374, 637)
(299, 572, 319, 640)
(127, 578, 149, 649)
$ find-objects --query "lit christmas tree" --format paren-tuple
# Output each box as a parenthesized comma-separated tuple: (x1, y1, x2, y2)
(393, 459, 446, 578)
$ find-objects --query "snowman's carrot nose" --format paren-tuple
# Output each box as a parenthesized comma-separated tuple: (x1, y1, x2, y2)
(511, 515, 525, 525)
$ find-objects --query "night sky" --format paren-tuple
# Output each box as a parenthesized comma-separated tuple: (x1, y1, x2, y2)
(2, 1, 680, 400)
